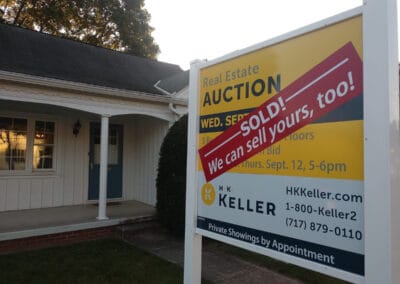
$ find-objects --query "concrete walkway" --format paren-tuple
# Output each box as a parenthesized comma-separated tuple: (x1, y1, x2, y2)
(122, 226, 303, 284)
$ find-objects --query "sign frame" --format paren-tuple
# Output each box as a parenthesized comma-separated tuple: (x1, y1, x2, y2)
(363, 0, 400, 283)
(184, 1, 400, 283)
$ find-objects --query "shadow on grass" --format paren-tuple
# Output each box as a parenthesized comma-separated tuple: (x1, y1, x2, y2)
(0, 239, 212, 284)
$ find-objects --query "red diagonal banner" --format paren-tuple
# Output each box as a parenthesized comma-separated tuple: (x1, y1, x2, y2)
(198, 42, 363, 182)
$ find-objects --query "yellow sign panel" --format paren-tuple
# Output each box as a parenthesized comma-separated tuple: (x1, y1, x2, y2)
(198, 16, 363, 181)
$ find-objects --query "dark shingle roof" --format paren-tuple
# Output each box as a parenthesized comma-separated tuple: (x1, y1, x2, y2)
(0, 23, 184, 95)
(156, 70, 189, 95)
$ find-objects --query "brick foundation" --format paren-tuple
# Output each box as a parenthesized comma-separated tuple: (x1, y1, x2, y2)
(0, 226, 119, 255)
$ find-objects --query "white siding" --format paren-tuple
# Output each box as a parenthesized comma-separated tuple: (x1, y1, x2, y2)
(61, 117, 89, 206)
(6, 180, 18, 211)
(30, 179, 42, 209)
(42, 179, 54, 207)
(0, 111, 169, 211)
(18, 180, 31, 210)
(0, 180, 6, 211)
(0, 111, 90, 212)
(123, 117, 169, 206)
(53, 176, 63, 207)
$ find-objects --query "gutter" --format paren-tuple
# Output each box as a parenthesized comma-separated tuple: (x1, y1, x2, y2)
(0, 70, 188, 106)
(154, 80, 187, 117)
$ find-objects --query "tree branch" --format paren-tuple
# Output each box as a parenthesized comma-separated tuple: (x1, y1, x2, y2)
(13, 0, 27, 25)
(0, 0, 11, 18)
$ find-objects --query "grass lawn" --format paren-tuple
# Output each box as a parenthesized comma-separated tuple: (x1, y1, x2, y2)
(0, 239, 212, 284)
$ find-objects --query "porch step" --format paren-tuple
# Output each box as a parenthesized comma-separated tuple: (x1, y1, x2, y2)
(117, 219, 162, 237)
(0, 218, 162, 255)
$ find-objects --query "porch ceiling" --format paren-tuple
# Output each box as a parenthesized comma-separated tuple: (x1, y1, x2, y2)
(0, 77, 183, 122)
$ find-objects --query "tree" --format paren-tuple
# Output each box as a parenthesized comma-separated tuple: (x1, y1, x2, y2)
(0, 0, 159, 59)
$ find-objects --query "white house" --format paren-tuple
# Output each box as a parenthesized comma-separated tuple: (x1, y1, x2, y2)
(0, 23, 188, 229)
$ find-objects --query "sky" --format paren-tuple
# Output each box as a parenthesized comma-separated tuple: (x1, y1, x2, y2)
(144, 0, 396, 70)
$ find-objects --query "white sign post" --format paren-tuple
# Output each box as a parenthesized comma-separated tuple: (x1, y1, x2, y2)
(184, 0, 399, 283)
(184, 59, 204, 284)
(363, 0, 400, 283)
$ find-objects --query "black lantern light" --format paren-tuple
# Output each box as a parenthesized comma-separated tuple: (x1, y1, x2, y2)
(73, 119, 82, 137)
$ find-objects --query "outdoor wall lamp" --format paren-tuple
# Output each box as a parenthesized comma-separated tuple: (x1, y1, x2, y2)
(73, 119, 82, 137)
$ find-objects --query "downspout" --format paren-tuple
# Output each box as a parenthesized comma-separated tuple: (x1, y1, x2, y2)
(154, 80, 185, 118)
(168, 102, 184, 117)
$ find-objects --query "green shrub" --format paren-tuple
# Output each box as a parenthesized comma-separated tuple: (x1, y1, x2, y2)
(156, 114, 188, 237)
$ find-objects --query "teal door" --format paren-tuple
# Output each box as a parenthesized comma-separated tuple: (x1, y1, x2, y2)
(88, 123, 123, 200)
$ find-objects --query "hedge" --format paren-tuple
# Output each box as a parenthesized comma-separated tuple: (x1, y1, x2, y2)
(156, 114, 188, 237)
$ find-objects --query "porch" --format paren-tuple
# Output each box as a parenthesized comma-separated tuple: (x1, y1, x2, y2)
(0, 200, 155, 241)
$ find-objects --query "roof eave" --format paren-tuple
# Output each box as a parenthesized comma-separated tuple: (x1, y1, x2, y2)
(0, 70, 188, 106)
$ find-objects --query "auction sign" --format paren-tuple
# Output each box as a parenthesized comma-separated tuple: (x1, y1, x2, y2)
(189, 11, 365, 282)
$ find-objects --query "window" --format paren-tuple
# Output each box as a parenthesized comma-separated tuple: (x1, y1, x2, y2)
(93, 126, 119, 165)
(33, 121, 55, 170)
(0, 117, 27, 170)
(0, 116, 55, 173)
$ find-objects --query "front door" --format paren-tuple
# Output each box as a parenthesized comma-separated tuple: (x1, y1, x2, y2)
(88, 123, 123, 200)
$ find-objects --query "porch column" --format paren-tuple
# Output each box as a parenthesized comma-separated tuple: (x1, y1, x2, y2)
(97, 115, 110, 220)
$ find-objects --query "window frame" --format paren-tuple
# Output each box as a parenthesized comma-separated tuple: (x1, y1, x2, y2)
(32, 120, 56, 171)
(0, 116, 28, 172)
(0, 113, 57, 176)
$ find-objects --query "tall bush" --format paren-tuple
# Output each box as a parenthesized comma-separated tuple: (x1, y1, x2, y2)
(156, 114, 188, 237)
